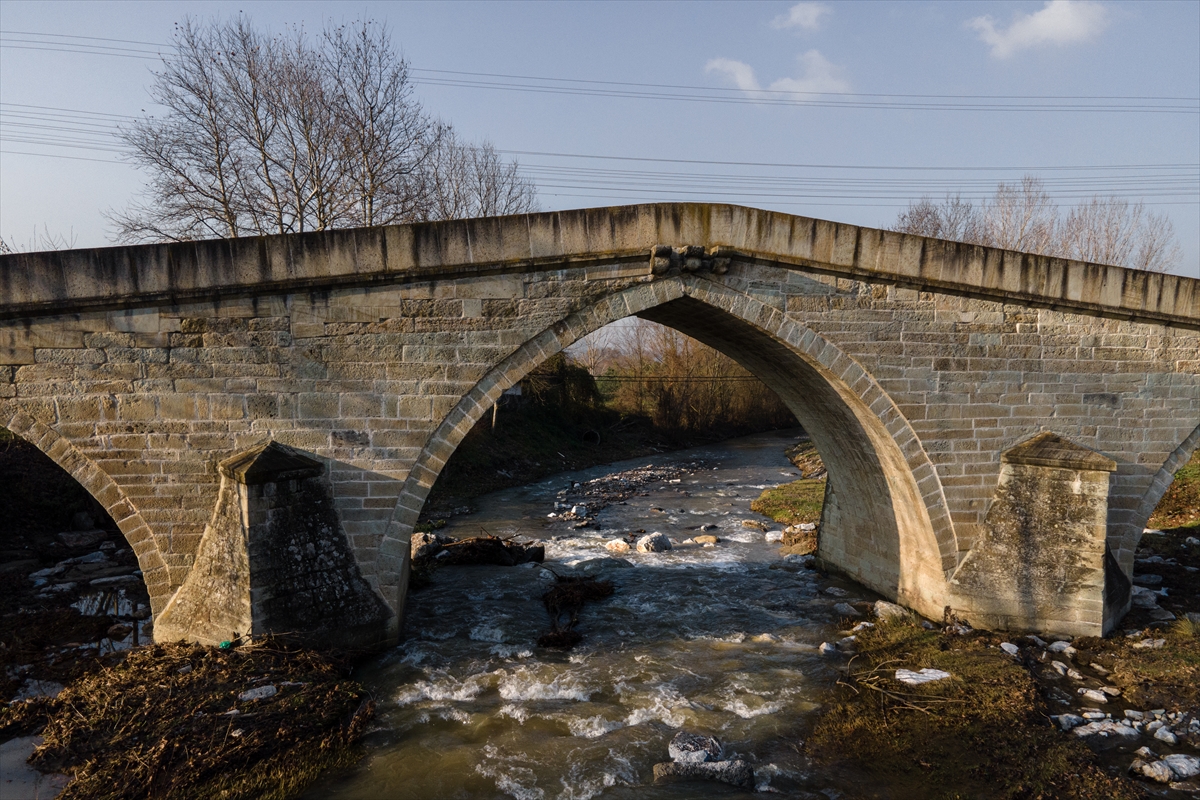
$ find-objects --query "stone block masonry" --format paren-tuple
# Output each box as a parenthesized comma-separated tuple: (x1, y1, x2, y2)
(0, 203, 1196, 647)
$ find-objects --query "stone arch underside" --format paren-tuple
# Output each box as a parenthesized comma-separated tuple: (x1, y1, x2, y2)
(385, 275, 954, 622)
(1117, 422, 1200, 572)
(0, 403, 170, 614)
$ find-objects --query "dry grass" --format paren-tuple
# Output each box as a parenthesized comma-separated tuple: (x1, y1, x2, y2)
(806, 619, 1142, 800)
(0, 640, 373, 800)
(1148, 449, 1200, 531)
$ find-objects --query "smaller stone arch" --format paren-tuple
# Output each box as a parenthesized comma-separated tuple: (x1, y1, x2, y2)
(1, 403, 170, 615)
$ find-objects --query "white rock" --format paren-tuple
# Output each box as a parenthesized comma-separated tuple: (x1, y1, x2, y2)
(851, 621, 875, 632)
(1162, 754, 1200, 779)
(818, 642, 839, 656)
(1139, 760, 1174, 783)
(764, 531, 784, 543)
(1053, 714, 1084, 731)
(605, 539, 631, 553)
(797, 522, 817, 531)
(837, 635, 858, 649)
(1027, 635, 1048, 648)
(999, 642, 1019, 656)
(1135, 746, 1157, 758)
(873, 600, 909, 622)
(1078, 688, 1109, 704)
(1153, 727, 1178, 745)
(1047, 640, 1072, 652)
(1073, 720, 1140, 740)
(1050, 661, 1069, 676)
(1132, 638, 1166, 649)
(1125, 709, 1145, 721)
(1066, 669, 1083, 681)
(636, 533, 672, 553)
(895, 668, 952, 686)
(238, 684, 277, 702)
(571, 505, 588, 516)
(1100, 686, 1121, 697)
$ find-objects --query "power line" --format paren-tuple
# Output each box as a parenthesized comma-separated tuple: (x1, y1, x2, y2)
(2, 31, 1197, 114)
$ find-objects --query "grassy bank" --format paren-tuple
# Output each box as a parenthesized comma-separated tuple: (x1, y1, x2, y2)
(806, 618, 1147, 800)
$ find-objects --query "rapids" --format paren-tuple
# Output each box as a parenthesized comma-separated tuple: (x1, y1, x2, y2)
(307, 430, 876, 799)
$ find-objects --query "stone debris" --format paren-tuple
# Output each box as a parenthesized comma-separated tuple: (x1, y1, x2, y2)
(553, 462, 704, 521)
(237, 684, 278, 702)
(1077, 688, 1109, 704)
(895, 668, 952, 686)
(1052, 714, 1084, 731)
(999, 642, 1019, 656)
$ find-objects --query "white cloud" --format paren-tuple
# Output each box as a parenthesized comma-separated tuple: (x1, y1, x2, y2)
(706, 50, 850, 101)
(969, 0, 1109, 59)
(770, 2, 831, 32)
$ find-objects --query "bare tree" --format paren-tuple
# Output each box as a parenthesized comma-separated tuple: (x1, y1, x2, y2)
(892, 176, 1181, 273)
(109, 17, 536, 243)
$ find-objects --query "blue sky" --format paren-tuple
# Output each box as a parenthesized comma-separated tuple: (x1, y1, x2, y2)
(1, 0, 1197, 275)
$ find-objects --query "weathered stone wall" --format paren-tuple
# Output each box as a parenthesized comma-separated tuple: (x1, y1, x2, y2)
(0, 204, 1195, 642)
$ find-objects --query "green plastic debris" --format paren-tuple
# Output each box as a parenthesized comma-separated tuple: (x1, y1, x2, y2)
(219, 640, 232, 650)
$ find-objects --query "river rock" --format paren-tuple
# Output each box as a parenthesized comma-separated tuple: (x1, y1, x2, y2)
(668, 731, 723, 763)
(873, 600, 909, 622)
(693, 534, 720, 545)
(605, 539, 631, 553)
(833, 602, 861, 618)
(764, 531, 783, 543)
(411, 532, 450, 561)
(1000, 642, 1019, 656)
(1078, 688, 1109, 704)
(1072, 720, 1140, 740)
(652, 759, 754, 789)
(1139, 760, 1175, 783)
(1163, 754, 1200, 779)
(1053, 714, 1084, 731)
(637, 533, 672, 553)
(1132, 573, 1163, 587)
(237, 684, 277, 702)
(574, 557, 634, 575)
(57, 529, 106, 549)
(1153, 726, 1178, 744)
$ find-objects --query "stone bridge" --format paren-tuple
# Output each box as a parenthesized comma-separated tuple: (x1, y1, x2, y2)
(1, 203, 1196, 647)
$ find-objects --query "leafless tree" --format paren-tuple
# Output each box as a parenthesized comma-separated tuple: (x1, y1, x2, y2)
(109, 17, 536, 243)
(891, 176, 1181, 273)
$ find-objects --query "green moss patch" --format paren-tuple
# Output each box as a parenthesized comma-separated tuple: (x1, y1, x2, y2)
(807, 620, 1140, 800)
(751, 479, 825, 526)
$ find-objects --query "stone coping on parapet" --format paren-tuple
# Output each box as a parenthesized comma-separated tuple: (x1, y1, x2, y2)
(0, 203, 1196, 329)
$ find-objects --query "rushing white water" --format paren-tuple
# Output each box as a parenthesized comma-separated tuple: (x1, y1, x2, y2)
(307, 430, 873, 799)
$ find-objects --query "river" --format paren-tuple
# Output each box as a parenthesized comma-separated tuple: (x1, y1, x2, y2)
(307, 429, 878, 799)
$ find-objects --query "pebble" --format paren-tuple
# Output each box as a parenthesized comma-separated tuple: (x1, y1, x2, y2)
(833, 603, 861, 617)
(818, 642, 839, 656)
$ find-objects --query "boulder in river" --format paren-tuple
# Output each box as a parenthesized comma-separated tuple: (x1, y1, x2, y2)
(653, 759, 754, 789)
(637, 533, 672, 553)
(693, 534, 720, 545)
(605, 539, 631, 553)
(669, 731, 723, 763)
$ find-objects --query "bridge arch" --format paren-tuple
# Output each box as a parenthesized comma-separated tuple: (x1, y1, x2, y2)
(0, 403, 170, 614)
(382, 275, 955, 621)
(1119, 422, 1200, 570)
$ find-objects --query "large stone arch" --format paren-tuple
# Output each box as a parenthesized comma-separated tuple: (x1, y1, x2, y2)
(381, 275, 954, 621)
(0, 402, 170, 615)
